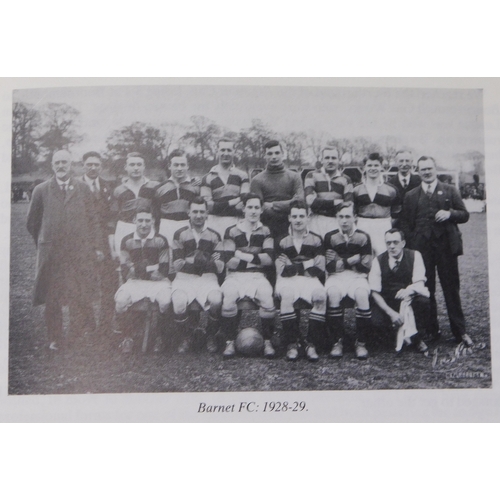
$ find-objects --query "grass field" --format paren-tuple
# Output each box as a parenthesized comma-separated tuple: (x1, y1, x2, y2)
(8, 202, 492, 394)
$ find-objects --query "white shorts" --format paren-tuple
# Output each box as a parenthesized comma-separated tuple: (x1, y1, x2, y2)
(159, 218, 190, 247)
(325, 270, 370, 300)
(172, 272, 221, 311)
(356, 217, 392, 256)
(114, 220, 136, 255)
(115, 279, 172, 313)
(275, 276, 323, 305)
(222, 272, 272, 303)
(207, 215, 238, 240)
(308, 214, 338, 238)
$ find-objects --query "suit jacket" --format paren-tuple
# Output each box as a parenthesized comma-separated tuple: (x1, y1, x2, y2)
(399, 181, 469, 256)
(79, 176, 117, 252)
(388, 173, 421, 200)
(27, 177, 102, 306)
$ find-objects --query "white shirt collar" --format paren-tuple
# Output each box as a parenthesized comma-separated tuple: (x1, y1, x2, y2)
(422, 179, 438, 194)
(398, 173, 411, 184)
(83, 174, 100, 190)
(389, 253, 403, 268)
(56, 178, 70, 187)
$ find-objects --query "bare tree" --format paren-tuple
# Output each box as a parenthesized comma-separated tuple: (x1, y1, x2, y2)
(280, 131, 308, 167)
(380, 135, 400, 166)
(237, 119, 275, 169)
(12, 101, 40, 174)
(182, 115, 221, 163)
(160, 121, 187, 158)
(350, 136, 381, 164)
(37, 103, 84, 162)
(105, 121, 167, 174)
(306, 130, 328, 166)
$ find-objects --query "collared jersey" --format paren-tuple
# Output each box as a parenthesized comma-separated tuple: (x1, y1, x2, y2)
(171, 224, 222, 276)
(276, 230, 325, 280)
(353, 182, 401, 219)
(202, 165, 249, 216)
(324, 228, 372, 275)
(222, 222, 274, 274)
(153, 177, 201, 221)
(304, 170, 353, 216)
(111, 178, 160, 226)
(120, 231, 169, 280)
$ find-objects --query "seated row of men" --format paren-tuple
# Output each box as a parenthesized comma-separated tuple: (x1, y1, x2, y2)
(27, 140, 472, 356)
(114, 195, 433, 361)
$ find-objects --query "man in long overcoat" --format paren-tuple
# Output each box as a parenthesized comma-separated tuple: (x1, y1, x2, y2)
(27, 150, 103, 350)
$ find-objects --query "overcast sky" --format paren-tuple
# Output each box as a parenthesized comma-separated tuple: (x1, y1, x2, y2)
(14, 84, 484, 167)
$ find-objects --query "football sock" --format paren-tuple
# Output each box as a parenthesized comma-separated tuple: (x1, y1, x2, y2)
(326, 306, 344, 345)
(280, 311, 299, 345)
(355, 308, 372, 343)
(220, 314, 239, 341)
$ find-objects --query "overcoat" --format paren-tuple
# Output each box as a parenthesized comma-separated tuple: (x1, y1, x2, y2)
(27, 177, 101, 306)
(399, 180, 469, 256)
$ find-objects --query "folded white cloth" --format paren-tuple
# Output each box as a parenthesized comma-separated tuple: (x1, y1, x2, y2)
(395, 297, 418, 352)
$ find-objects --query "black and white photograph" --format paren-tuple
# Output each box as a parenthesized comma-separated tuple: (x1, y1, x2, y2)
(7, 81, 492, 398)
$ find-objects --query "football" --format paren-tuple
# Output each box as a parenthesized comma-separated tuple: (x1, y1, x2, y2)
(235, 327, 264, 357)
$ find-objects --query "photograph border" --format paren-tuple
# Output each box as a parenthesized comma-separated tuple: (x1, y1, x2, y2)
(1, 77, 499, 422)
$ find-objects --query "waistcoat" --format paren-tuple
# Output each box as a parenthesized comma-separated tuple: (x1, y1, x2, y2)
(414, 191, 445, 240)
(378, 249, 415, 301)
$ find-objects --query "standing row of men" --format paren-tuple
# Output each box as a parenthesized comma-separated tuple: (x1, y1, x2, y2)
(26, 139, 472, 358)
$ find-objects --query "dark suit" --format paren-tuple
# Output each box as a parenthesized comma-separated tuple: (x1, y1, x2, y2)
(80, 176, 118, 333)
(399, 181, 469, 340)
(27, 177, 102, 345)
(388, 173, 421, 200)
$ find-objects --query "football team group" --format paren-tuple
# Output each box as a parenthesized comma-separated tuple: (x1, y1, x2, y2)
(26, 139, 473, 361)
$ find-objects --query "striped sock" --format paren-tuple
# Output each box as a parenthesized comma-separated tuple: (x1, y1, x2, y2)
(280, 311, 298, 345)
(355, 308, 372, 343)
(327, 307, 344, 344)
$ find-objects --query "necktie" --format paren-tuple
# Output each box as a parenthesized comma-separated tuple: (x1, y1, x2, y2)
(402, 178, 408, 189)
(426, 184, 433, 197)
(392, 260, 400, 273)
(92, 179, 97, 193)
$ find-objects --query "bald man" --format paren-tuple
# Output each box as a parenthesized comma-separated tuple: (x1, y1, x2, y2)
(27, 150, 103, 351)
